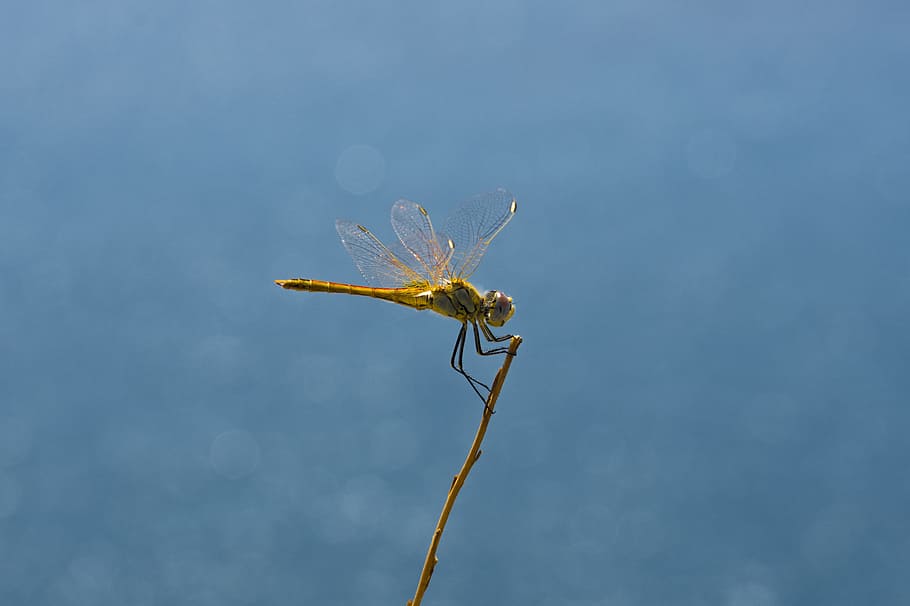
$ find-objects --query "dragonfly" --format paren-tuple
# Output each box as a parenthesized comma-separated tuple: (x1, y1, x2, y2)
(275, 187, 518, 402)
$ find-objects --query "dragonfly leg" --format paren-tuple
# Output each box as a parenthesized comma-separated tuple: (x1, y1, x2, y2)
(479, 320, 514, 344)
(450, 322, 492, 402)
(473, 321, 513, 356)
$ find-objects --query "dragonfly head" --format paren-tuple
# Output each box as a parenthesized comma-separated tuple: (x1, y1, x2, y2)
(483, 290, 515, 327)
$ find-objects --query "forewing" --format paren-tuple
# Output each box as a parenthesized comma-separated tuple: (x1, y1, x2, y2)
(391, 199, 452, 285)
(443, 188, 517, 280)
(335, 219, 428, 288)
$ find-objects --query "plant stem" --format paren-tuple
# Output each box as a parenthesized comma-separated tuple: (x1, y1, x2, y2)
(407, 335, 523, 606)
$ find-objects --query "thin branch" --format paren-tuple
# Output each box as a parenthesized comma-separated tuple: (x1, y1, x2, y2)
(407, 335, 523, 606)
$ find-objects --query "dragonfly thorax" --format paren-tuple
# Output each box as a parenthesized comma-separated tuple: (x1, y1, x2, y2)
(429, 282, 514, 326)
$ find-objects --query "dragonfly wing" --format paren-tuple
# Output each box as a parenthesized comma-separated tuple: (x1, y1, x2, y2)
(443, 187, 517, 280)
(335, 219, 428, 288)
(391, 199, 453, 285)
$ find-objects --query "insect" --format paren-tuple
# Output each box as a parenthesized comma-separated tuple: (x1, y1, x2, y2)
(275, 188, 517, 401)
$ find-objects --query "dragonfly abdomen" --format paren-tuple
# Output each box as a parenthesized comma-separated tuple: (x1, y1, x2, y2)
(275, 279, 431, 311)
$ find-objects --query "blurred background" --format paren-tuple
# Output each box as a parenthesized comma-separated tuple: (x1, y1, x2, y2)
(2, 1, 909, 604)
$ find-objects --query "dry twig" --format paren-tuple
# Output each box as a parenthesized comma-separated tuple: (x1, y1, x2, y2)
(407, 335, 523, 606)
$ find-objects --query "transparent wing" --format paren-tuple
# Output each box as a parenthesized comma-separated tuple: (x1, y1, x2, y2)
(443, 187, 517, 280)
(391, 199, 454, 285)
(335, 219, 430, 288)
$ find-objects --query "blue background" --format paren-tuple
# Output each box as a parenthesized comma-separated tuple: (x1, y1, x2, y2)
(2, 1, 909, 604)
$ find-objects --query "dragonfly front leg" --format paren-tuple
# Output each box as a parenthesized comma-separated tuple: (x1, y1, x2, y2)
(451, 322, 491, 402)
(473, 321, 513, 356)
(479, 320, 513, 344)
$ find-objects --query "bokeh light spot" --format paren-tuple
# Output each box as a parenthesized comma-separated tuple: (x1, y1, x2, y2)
(727, 581, 777, 606)
(210, 430, 261, 480)
(335, 144, 386, 195)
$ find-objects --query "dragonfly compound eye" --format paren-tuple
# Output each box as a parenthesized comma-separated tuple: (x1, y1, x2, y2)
(485, 291, 514, 327)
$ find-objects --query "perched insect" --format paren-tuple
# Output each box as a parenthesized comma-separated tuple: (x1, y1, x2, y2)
(275, 188, 517, 401)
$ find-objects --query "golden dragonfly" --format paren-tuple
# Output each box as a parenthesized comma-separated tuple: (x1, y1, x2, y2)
(275, 188, 517, 401)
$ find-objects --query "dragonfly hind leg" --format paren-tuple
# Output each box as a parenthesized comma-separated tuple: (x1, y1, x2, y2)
(450, 322, 492, 402)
